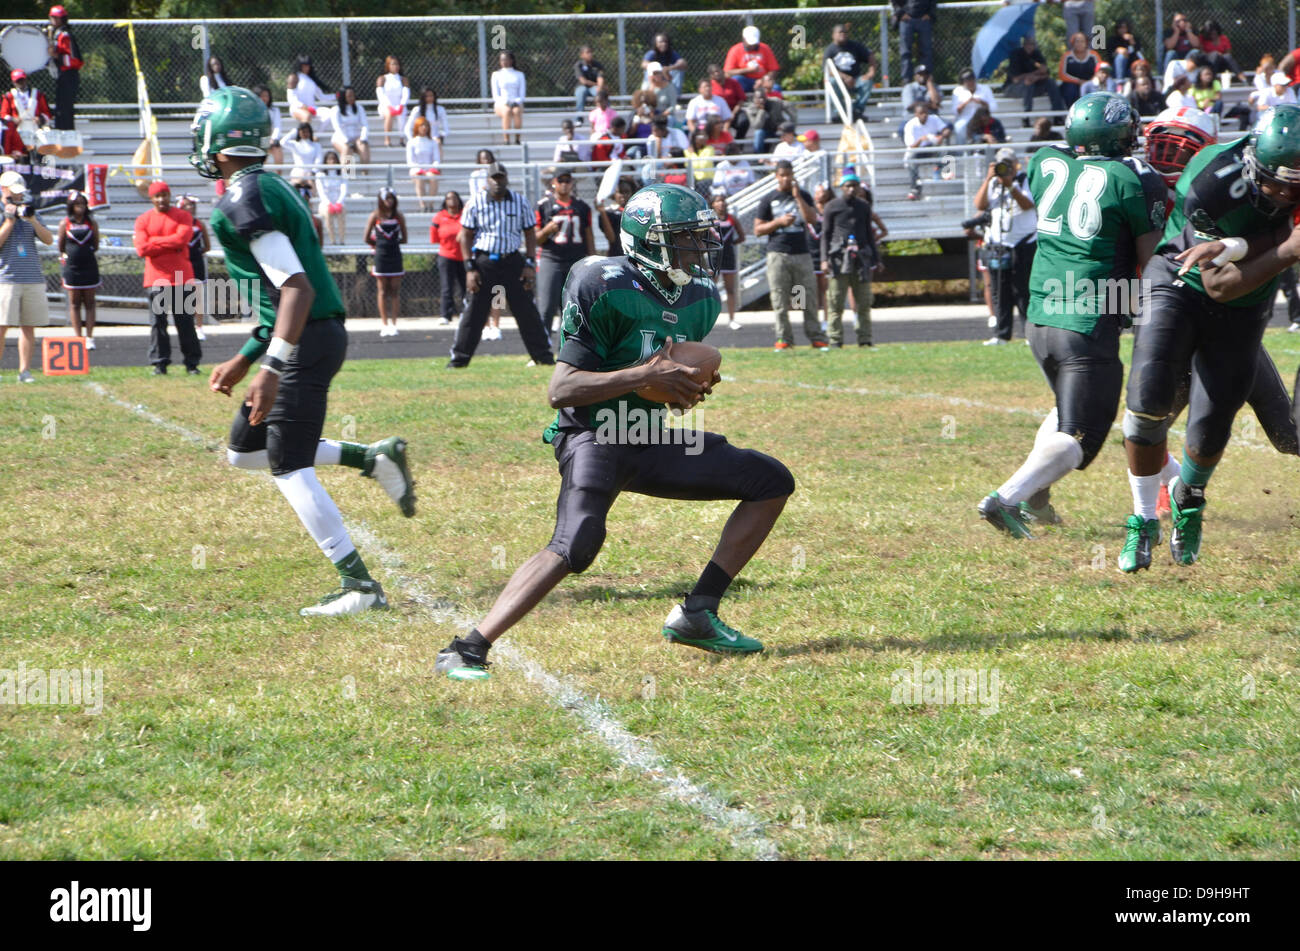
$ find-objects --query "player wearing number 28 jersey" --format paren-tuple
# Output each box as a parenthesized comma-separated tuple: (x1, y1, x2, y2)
(978, 93, 1167, 541)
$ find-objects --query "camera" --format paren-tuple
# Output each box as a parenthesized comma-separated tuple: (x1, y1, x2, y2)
(994, 160, 1013, 178)
(961, 211, 991, 231)
(19, 204, 35, 218)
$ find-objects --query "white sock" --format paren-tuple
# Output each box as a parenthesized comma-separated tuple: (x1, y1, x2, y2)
(1032, 408, 1059, 452)
(997, 431, 1084, 504)
(273, 467, 356, 563)
(227, 441, 343, 470)
(1159, 452, 1180, 486)
(1129, 471, 1162, 520)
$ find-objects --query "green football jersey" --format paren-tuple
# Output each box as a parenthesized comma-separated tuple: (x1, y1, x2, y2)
(543, 255, 721, 443)
(1026, 145, 1167, 333)
(1156, 138, 1292, 307)
(209, 164, 346, 361)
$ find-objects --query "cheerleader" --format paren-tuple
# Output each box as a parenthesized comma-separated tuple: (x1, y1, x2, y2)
(329, 85, 370, 172)
(316, 151, 347, 244)
(280, 122, 322, 204)
(405, 116, 440, 212)
(404, 87, 448, 152)
(251, 85, 283, 167)
(375, 56, 409, 147)
(57, 190, 99, 348)
(286, 54, 335, 127)
(710, 189, 745, 330)
(199, 55, 230, 98)
(175, 195, 210, 340)
(364, 188, 406, 337)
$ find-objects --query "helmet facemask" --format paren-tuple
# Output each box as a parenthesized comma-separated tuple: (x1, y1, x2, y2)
(646, 223, 723, 285)
(1243, 143, 1300, 214)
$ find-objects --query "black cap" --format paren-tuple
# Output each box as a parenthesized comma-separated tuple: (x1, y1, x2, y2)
(778, 121, 796, 134)
(485, 162, 508, 178)
(959, 67, 976, 81)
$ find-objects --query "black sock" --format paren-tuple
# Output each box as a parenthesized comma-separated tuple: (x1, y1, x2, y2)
(685, 561, 732, 614)
(455, 629, 492, 664)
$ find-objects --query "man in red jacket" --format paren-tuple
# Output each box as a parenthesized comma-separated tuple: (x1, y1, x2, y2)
(1, 70, 52, 160)
(134, 181, 200, 375)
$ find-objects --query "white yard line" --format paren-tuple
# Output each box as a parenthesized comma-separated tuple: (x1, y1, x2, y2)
(85, 381, 780, 861)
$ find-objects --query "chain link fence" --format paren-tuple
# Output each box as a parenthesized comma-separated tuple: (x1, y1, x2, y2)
(6, 3, 1295, 110)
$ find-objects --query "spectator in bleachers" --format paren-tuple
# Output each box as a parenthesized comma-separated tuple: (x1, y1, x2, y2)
(1128, 75, 1165, 117)
(574, 45, 605, 120)
(686, 129, 717, 195)
(406, 116, 440, 212)
(47, 5, 81, 131)
(1007, 35, 1064, 122)
(1029, 116, 1056, 141)
(903, 100, 951, 201)
(58, 190, 98, 350)
(756, 160, 826, 351)
(404, 88, 448, 154)
(1161, 12, 1200, 71)
(281, 122, 322, 203)
(1191, 65, 1222, 115)
(553, 120, 591, 164)
(1165, 70, 1197, 111)
(643, 33, 687, 97)
(316, 151, 347, 244)
(646, 114, 689, 162)
(770, 122, 805, 164)
(951, 68, 997, 144)
(709, 64, 745, 112)
(899, 64, 941, 137)
(724, 26, 779, 95)
(1250, 71, 1298, 123)
(741, 88, 785, 154)
(1059, 1, 1095, 42)
(591, 117, 627, 165)
(1121, 59, 1157, 97)
(133, 181, 198, 376)
(715, 142, 755, 195)
(704, 115, 733, 150)
(330, 86, 371, 171)
(365, 188, 406, 338)
(491, 51, 526, 146)
(1254, 56, 1277, 96)
(823, 22, 875, 121)
(967, 106, 1007, 145)
(686, 78, 733, 135)
(287, 54, 334, 126)
(1197, 20, 1242, 81)
(252, 85, 283, 166)
(757, 73, 787, 103)
(1058, 32, 1100, 106)
(798, 128, 822, 160)
(710, 190, 744, 330)
(375, 56, 409, 148)
(588, 89, 618, 137)
(1106, 18, 1145, 81)
(645, 63, 679, 114)
(1, 70, 51, 160)
(432, 191, 465, 326)
(1080, 63, 1116, 97)
(629, 100, 655, 140)
(892, 0, 936, 84)
(199, 56, 231, 98)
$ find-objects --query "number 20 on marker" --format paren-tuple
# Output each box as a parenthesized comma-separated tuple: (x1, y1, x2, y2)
(42, 337, 90, 376)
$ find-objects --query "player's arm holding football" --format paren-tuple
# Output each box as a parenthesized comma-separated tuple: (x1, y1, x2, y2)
(1174, 220, 1296, 301)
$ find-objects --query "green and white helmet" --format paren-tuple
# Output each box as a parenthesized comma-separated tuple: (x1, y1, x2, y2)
(620, 183, 722, 285)
(1065, 92, 1139, 158)
(1244, 104, 1300, 211)
(189, 86, 273, 179)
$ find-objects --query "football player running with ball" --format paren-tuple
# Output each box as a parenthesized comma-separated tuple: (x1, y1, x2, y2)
(978, 94, 1167, 540)
(193, 87, 417, 616)
(1121, 105, 1300, 569)
(435, 183, 795, 680)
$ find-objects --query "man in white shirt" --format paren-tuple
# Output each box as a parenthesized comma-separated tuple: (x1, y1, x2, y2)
(973, 146, 1036, 344)
(645, 115, 688, 160)
(1250, 71, 1299, 122)
(951, 67, 997, 144)
(714, 146, 755, 195)
(770, 121, 805, 164)
(1164, 72, 1197, 111)
(685, 78, 733, 134)
(1162, 56, 1198, 94)
(903, 101, 951, 200)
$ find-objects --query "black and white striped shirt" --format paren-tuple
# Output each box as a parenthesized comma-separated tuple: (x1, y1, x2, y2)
(462, 190, 532, 256)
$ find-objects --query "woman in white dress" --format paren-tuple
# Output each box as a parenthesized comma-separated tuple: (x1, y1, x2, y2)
(405, 116, 441, 212)
(375, 55, 409, 147)
(403, 87, 448, 151)
(199, 56, 230, 98)
(286, 54, 335, 126)
(490, 50, 526, 145)
(329, 85, 370, 171)
(281, 122, 323, 203)
(251, 84, 283, 166)
(316, 151, 348, 244)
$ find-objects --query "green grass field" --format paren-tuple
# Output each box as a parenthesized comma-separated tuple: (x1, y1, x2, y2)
(2, 334, 1299, 860)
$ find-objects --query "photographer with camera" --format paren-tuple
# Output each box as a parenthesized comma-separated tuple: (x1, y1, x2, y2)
(0, 170, 54, 383)
(973, 147, 1035, 345)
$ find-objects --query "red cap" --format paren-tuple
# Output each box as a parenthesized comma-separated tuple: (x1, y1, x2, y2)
(49, 5, 67, 18)
(148, 181, 170, 197)
(10, 70, 26, 83)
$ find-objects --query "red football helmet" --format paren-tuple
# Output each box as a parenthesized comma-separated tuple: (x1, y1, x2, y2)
(1144, 107, 1218, 187)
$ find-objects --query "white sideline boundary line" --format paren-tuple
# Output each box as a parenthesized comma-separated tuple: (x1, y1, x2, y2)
(84, 381, 780, 861)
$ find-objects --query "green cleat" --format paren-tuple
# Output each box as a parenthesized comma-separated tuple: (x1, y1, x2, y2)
(362, 436, 416, 517)
(1117, 514, 1161, 573)
(978, 492, 1034, 539)
(1019, 497, 1063, 526)
(662, 604, 763, 654)
(1168, 477, 1205, 566)
(435, 637, 492, 680)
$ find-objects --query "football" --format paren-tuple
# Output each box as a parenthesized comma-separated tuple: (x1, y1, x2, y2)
(636, 341, 722, 405)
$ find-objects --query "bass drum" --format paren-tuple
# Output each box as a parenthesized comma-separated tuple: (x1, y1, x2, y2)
(0, 25, 52, 75)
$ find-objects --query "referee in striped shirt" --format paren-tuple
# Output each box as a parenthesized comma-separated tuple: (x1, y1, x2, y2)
(448, 162, 555, 368)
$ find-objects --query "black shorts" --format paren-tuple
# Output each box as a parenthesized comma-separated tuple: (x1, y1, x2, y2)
(1027, 316, 1123, 469)
(544, 427, 795, 573)
(1126, 255, 1273, 458)
(227, 317, 348, 476)
(718, 243, 737, 274)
